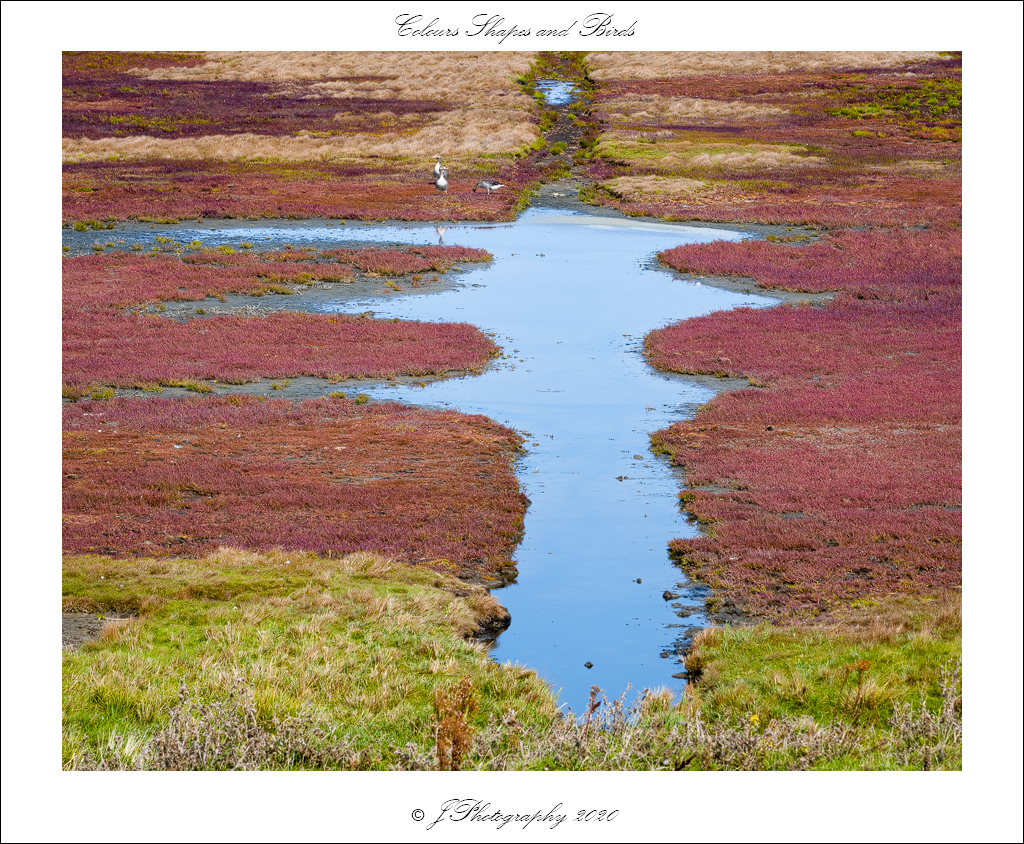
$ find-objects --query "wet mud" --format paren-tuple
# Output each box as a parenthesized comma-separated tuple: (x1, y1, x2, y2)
(62, 612, 135, 649)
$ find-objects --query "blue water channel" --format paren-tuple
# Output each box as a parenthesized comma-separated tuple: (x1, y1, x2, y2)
(146, 209, 773, 712)
(534, 78, 578, 106)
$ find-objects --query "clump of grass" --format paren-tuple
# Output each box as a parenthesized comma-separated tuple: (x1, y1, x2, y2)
(167, 379, 213, 394)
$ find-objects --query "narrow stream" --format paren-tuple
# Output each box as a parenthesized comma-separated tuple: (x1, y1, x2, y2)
(139, 208, 775, 712)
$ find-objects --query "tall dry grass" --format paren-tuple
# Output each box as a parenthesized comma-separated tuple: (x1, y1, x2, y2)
(63, 114, 538, 161)
(603, 95, 787, 123)
(65, 52, 540, 162)
(587, 51, 946, 79)
(137, 52, 533, 91)
(601, 176, 748, 204)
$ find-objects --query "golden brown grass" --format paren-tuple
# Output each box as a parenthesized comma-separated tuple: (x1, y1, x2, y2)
(62, 119, 537, 161)
(865, 158, 960, 177)
(135, 51, 533, 89)
(64, 51, 540, 162)
(596, 135, 822, 170)
(587, 51, 948, 79)
(601, 176, 747, 204)
(603, 95, 787, 123)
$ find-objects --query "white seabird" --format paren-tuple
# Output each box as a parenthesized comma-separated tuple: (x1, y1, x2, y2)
(435, 166, 449, 194)
(431, 154, 443, 182)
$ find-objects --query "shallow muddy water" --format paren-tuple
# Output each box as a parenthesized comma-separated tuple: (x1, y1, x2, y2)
(140, 208, 774, 712)
(534, 78, 579, 106)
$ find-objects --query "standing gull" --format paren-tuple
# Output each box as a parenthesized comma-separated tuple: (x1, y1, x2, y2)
(473, 179, 505, 196)
(435, 166, 449, 195)
(431, 154, 443, 182)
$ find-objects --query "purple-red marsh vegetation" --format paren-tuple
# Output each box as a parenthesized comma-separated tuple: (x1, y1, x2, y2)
(64, 247, 491, 310)
(62, 396, 528, 580)
(64, 312, 498, 394)
(586, 58, 961, 227)
(62, 52, 550, 223)
(593, 54, 963, 619)
(62, 248, 497, 394)
(646, 229, 960, 619)
(659, 227, 961, 302)
(62, 160, 539, 224)
(62, 52, 449, 141)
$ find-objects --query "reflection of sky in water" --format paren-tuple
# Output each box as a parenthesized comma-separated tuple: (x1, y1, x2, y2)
(534, 78, 578, 106)
(106, 209, 772, 713)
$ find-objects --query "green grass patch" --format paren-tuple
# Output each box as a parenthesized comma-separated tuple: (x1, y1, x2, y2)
(689, 593, 960, 727)
(828, 78, 961, 126)
(63, 549, 556, 769)
(64, 552, 961, 770)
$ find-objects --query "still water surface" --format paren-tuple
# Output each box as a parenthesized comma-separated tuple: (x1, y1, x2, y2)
(160, 209, 773, 712)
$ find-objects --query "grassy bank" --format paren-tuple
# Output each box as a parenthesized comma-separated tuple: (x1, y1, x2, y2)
(65, 550, 960, 770)
(63, 549, 556, 769)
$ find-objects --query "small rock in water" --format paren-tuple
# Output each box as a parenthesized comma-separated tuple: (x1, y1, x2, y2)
(663, 591, 682, 601)
(633, 454, 643, 459)
(584, 661, 594, 669)
(635, 578, 642, 584)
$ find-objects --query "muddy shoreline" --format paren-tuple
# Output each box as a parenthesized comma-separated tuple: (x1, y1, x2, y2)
(62, 611, 135, 649)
